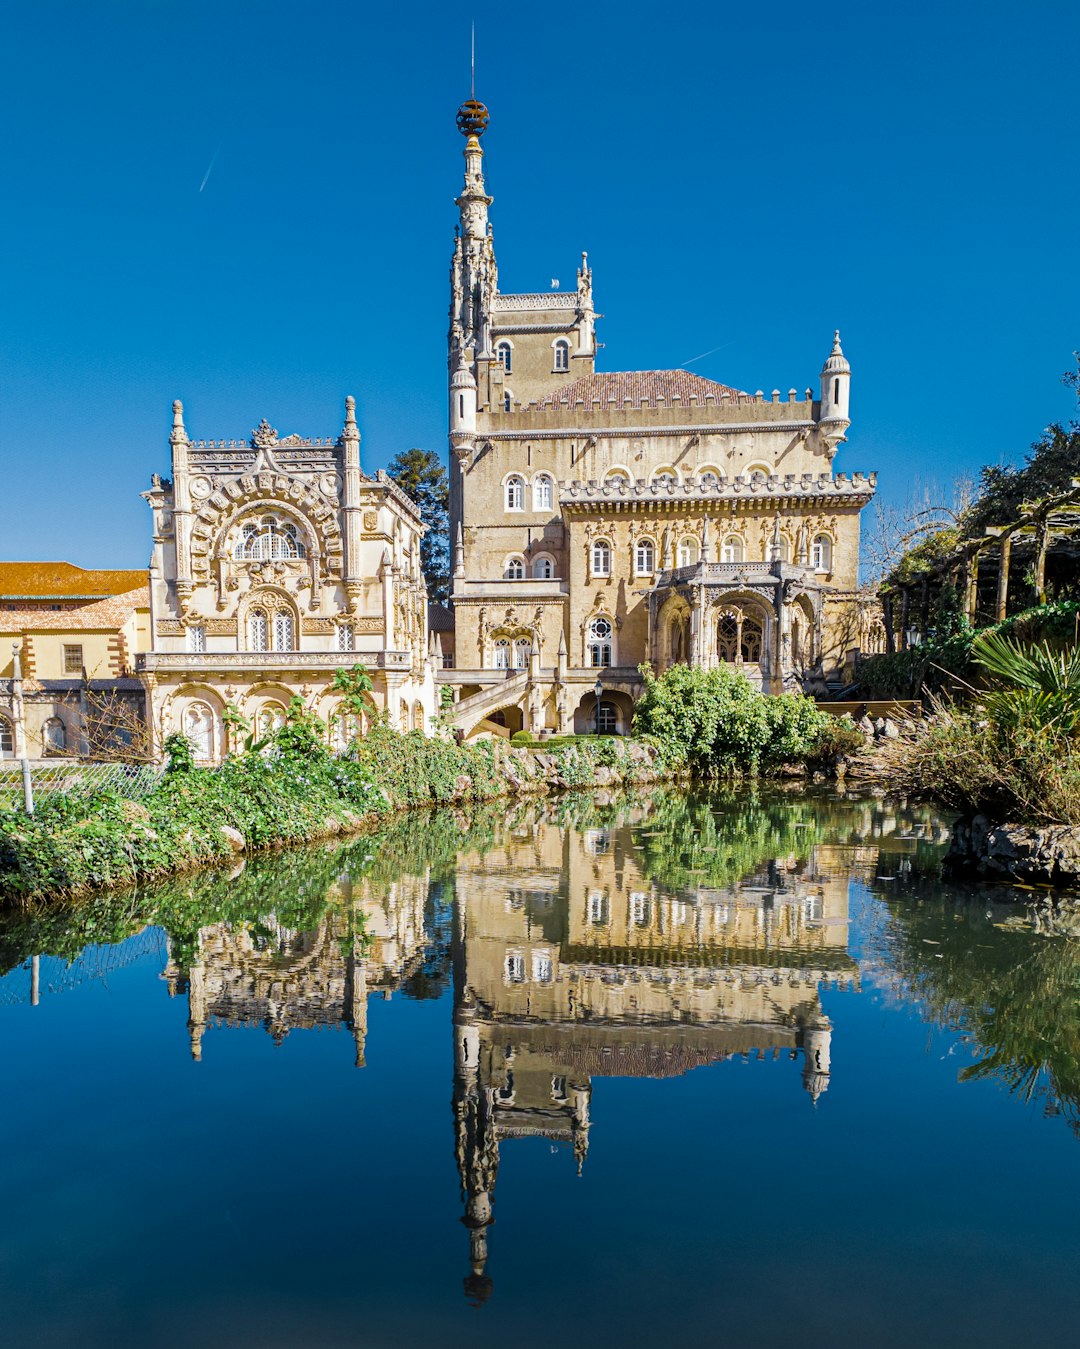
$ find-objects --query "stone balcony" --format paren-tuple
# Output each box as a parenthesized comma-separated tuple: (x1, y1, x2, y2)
(136, 650, 414, 674)
(656, 559, 824, 587)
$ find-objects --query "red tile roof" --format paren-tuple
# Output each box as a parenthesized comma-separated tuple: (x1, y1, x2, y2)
(0, 561, 147, 600)
(533, 369, 744, 410)
(0, 586, 149, 633)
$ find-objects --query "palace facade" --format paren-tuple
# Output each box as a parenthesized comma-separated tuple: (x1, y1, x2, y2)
(137, 398, 436, 762)
(441, 98, 878, 737)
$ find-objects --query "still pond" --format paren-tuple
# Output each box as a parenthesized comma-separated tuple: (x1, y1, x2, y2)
(3, 788, 1080, 1346)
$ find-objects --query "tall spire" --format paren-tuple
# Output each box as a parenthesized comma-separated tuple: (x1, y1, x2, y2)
(452, 82, 496, 362)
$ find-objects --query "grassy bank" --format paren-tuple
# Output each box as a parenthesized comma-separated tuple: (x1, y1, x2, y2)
(0, 725, 675, 904)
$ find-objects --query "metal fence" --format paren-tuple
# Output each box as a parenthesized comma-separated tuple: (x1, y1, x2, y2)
(0, 760, 166, 810)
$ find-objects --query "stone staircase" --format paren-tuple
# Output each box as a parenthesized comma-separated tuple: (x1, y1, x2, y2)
(449, 670, 530, 733)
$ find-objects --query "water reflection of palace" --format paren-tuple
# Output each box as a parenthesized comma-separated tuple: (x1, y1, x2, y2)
(145, 795, 942, 1304)
(451, 804, 859, 1303)
(162, 867, 430, 1065)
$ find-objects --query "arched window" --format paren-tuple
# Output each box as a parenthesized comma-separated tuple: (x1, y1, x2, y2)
(699, 470, 721, 489)
(505, 475, 525, 511)
(42, 717, 66, 754)
(493, 638, 512, 670)
(503, 391, 513, 412)
(651, 468, 679, 487)
(597, 701, 618, 734)
(635, 539, 655, 575)
(776, 534, 791, 563)
(505, 556, 525, 580)
(591, 540, 611, 577)
(678, 537, 700, 567)
(513, 637, 531, 669)
(337, 623, 355, 651)
(248, 608, 269, 652)
(717, 611, 763, 664)
(588, 617, 613, 667)
(413, 703, 425, 733)
(721, 535, 744, 564)
(533, 554, 555, 579)
(604, 470, 630, 486)
(533, 474, 554, 511)
(553, 339, 570, 372)
(0, 716, 14, 758)
(257, 704, 287, 739)
(744, 462, 773, 483)
(331, 708, 362, 751)
(496, 341, 512, 373)
(234, 516, 306, 560)
(812, 534, 833, 571)
(273, 611, 295, 651)
(183, 702, 214, 761)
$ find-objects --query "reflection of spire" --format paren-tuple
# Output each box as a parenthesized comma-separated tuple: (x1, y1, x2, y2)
(348, 950, 368, 1068)
(455, 992, 498, 1304)
(188, 960, 206, 1062)
(572, 1080, 591, 1175)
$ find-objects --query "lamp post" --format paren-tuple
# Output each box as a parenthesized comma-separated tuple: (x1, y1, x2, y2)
(594, 675, 603, 736)
(11, 642, 33, 815)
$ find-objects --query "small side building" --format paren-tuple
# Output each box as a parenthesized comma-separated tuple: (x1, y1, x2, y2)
(0, 563, 150, 760)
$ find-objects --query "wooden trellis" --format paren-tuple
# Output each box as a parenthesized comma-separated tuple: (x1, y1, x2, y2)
(879, 479, 1080, 651)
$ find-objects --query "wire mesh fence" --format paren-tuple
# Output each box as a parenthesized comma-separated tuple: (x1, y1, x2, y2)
(0, 760, 166, 811)
(0, 929, 169, 1007)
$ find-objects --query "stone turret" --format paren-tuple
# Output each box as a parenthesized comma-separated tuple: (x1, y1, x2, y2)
(819, 331, 851, 459)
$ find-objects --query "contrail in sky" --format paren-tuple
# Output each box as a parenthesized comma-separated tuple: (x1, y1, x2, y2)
(199, 141, 223, 192)
(678, 340, 734, 368)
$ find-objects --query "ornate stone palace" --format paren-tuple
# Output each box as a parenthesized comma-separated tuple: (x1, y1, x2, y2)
(440, 96, 879, 737)
(138, 398, 436, 761)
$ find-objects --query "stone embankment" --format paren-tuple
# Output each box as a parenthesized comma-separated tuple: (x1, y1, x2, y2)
(945, 815, 1080, 888)
(0, 737, 677, 905)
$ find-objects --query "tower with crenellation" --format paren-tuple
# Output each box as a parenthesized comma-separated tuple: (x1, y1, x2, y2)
(439, 94, 880, 740)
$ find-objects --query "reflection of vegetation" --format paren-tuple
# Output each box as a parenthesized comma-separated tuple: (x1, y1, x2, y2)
(631, 790, 827, 893)
(0, 805, 504, 979)
(877, 888, 1080, 1133)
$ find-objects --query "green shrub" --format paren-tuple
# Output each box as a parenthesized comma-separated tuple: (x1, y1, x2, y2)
(631, 663, 842, 775)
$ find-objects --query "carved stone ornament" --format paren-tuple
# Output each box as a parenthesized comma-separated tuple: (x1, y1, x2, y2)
(189, 476, 213, 499)
(363, 510, 378, 532)
(251, 420, 279, 450)
(321, 473, 340, 498)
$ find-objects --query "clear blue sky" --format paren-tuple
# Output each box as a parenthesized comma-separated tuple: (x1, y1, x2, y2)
(2, 1, 1077, 567)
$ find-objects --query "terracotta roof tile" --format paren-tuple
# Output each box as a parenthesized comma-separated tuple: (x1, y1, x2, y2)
(532, 369, 744, 410)
(0, 586, 149, 633)
(0, 561, 147, 600)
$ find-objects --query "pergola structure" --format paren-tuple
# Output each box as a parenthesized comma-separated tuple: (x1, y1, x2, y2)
(879, 479, 1080, 651)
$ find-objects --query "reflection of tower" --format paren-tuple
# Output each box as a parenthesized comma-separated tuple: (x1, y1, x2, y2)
(800, 1014, 832, 1104)
(161, 866, 429, 1064)
(454, 991, 496, 1306)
